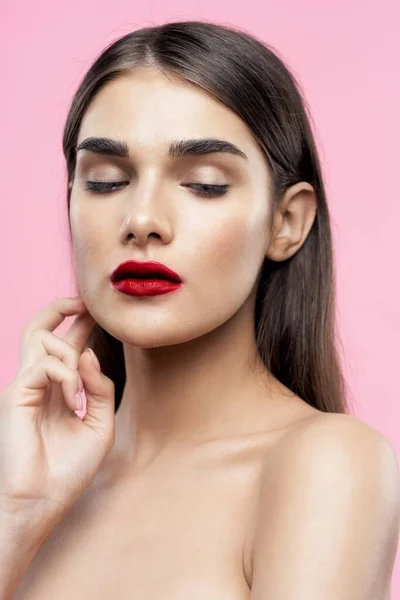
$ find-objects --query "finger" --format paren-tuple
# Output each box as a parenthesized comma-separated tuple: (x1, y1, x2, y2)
(19, 297, 88, 357)
(62, 311, 97, 354)
(79, 349, 115, 445)
(17, 330, 85, 392)
(12, 355, 82, 413)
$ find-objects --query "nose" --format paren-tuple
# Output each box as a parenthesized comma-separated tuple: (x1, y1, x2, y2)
(119, 181, 174, 248)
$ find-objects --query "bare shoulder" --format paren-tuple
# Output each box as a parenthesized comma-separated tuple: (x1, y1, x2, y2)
(261, 412, 400, 503)
(246, 412, 400, 599)
(276, 412, 398, 470)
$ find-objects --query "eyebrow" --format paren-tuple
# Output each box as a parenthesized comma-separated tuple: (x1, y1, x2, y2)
(75, 136, 248, 161)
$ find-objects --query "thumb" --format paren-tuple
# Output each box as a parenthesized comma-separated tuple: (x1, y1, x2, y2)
(78, 348, 115, 442)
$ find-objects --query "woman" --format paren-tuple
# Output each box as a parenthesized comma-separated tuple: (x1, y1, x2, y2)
(1, 20, 399, 600)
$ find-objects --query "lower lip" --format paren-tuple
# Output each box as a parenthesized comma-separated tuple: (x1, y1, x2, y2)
(111, 278, 182, 296)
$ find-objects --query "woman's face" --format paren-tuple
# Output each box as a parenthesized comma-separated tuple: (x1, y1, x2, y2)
(70, 68, 273, 347)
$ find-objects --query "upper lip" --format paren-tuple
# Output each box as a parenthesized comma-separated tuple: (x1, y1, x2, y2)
(110, 260, 182, 283)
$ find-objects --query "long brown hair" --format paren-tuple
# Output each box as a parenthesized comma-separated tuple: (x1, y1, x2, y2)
(62, 20, 352, 415)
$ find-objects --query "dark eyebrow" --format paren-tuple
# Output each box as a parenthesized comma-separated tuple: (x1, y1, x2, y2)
(75, 136, 248, 161)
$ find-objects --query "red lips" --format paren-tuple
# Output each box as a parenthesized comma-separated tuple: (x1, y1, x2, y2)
(110, 260, 182, 283)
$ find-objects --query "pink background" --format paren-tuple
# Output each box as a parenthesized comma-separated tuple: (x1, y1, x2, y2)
(1, 0, 399, 591)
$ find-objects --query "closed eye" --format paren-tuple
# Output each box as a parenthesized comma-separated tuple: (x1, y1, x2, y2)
(82, 181, 128, 194)
(82, 181, 230, 197)
(184, 183, 229, 197)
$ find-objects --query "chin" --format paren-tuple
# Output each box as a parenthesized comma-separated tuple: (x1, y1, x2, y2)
(87, 290, 243, 349)
(97, 314, 232, 349)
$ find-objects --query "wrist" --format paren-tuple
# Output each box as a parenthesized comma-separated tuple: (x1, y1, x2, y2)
(0, 507, 53, 555)
(0, 516, 45, 600)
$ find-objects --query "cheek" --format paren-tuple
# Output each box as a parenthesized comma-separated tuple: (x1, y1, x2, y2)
(204, 210, 268, 289)
(176, 212, 269, 336)
(70, 212, 111, 288)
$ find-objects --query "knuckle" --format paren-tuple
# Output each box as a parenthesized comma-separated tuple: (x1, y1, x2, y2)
(30, 327, 43, 341)
(52, 297, 62, 308)
(62, 338, 81, 361)
(20, 325, 39, 346)
(53, 297, 66, 312)
(40, 354, 61, 369)
(19, 330, 42, 358)
(42, 328, 65, 349)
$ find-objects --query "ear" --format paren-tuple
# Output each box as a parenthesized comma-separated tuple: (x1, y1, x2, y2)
(265, 182, 317, 262)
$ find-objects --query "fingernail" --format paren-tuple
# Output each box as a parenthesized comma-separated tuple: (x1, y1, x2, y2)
(87, 348, 101, 372)
(74, 391, 83, 411)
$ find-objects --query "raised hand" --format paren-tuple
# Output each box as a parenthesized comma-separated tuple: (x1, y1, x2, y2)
(0, 296, 115, 537)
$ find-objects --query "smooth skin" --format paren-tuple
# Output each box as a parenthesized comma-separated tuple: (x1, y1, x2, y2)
(0, 297, 115, 599)
(7, 67, 400, 599)
(0, 298, 114, 522)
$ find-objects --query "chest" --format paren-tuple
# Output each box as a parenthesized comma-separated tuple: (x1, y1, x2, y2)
(14, 451, 261, 599)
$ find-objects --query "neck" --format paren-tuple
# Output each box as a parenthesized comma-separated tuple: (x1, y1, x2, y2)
(110, 298, 281, 472)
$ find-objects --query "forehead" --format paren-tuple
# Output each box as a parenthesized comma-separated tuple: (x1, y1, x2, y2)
(76, 69, 264, 164)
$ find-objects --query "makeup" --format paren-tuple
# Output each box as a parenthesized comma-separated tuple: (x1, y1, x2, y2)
(110, 260, 183, 297)
(111, 278, 182, 296)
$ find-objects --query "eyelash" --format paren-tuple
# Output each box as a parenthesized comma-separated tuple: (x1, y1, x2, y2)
(82, 181, 229, 197)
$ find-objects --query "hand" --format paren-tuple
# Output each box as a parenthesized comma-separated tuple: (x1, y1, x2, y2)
(0, 296, 115, 534)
